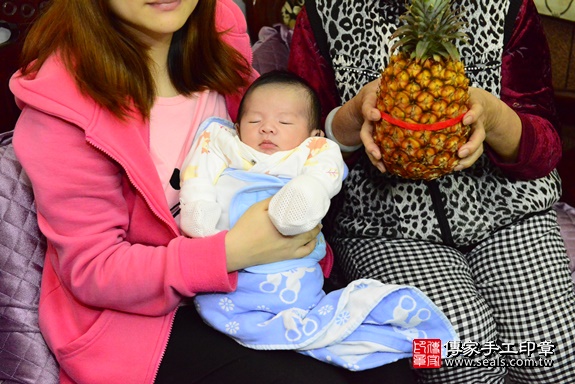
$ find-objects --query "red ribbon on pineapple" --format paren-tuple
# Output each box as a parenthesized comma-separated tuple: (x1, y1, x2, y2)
(380, 111, 466, 131)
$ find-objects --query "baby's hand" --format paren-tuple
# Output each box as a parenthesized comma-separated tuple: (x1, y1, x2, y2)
(269, 175, 329, 236)
(180, 200, 222, 238)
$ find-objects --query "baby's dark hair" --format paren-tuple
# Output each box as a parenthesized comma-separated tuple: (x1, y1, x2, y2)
(237, 70, 321, 131)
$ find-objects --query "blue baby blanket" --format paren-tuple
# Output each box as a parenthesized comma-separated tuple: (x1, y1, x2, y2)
(193, 116, 457, 370)
(195, 267, 458, 371)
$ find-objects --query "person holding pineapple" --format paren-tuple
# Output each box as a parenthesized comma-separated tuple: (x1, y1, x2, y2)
(289, 0, 575, 383)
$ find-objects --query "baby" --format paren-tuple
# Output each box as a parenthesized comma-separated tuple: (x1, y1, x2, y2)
(180, 70, 343, 249)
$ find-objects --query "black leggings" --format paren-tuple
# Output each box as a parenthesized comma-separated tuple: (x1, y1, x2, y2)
(155, 305, 415, 384)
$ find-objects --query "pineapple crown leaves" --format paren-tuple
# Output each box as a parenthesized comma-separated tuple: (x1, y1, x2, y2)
(390, 0, 468, 61)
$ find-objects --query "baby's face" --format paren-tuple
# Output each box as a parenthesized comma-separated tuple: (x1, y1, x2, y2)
(238, 84, 312, 155)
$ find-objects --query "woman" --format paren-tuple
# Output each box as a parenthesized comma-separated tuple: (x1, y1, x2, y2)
(10, 1, 414, 383)
(288, 0, 575, 383)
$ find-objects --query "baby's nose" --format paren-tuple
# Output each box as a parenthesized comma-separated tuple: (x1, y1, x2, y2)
(260, 123, 276, 134)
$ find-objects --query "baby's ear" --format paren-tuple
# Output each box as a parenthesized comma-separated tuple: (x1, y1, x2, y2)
(310, 129, 324, 137)
(234, 122, 241, 135)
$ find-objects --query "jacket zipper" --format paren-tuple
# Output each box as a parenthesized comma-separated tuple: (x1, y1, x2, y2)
(86, 138, 181, 383)
(151, 307, 179, 384)
(86, 138, 180, 237)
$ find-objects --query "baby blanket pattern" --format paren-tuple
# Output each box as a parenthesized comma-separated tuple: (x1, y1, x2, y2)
(195, 266, 458, 370)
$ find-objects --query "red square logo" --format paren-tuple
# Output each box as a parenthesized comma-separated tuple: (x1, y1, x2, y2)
(412, 339, 442, 368)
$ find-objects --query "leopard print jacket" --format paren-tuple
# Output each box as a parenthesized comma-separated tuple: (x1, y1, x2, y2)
(311, 0, 561, 248)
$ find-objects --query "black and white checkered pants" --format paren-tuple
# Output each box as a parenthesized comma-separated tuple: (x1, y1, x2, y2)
(329, 209, 575, 384)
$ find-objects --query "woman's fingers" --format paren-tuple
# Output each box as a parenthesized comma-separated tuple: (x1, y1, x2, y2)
(291, 225, 321, 259)
(359, 81, 387, 173)
(225, 198, 321, 271)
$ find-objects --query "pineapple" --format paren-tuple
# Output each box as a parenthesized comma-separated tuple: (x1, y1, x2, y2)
(374, 0, 471, 180)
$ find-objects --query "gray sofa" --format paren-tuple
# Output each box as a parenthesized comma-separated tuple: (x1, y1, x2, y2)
(0, 130, 58, 384)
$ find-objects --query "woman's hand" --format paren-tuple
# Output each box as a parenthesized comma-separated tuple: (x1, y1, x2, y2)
(358, 80, 387, 173)
(332, 79, 387, 172)
(455, 87, 522, 170)
(224, 197, 320, 272)
(453, 88, 487, 171)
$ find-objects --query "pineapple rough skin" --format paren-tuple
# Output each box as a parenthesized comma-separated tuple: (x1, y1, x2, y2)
(375, 54, 470, 180)
(374, 0, 471, 180)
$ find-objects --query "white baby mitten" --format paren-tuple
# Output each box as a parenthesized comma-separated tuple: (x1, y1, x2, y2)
(180, 200, 222, 238)
(269, 174, 330, 236)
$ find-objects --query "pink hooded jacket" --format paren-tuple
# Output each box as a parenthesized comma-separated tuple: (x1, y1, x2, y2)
(9, 1, 257, 383)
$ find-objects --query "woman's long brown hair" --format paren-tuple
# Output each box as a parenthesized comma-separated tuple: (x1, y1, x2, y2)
(20, 0, 251, 120)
